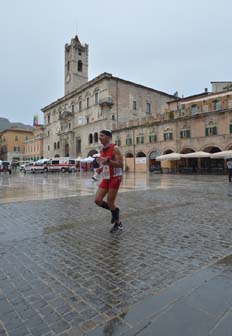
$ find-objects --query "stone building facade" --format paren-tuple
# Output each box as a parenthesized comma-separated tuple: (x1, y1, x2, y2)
(113, 83, 232, 172)
(41, 36, 174, 160)
(41, 35, 232, 173)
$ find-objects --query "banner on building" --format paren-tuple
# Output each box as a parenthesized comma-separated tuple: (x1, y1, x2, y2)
(33, 114, 39, 127)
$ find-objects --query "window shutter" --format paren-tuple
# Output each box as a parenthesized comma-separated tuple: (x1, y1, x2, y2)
(213, 127, 217, 135)
(205, 128, 209, 136)
(230, 124, 232, 134)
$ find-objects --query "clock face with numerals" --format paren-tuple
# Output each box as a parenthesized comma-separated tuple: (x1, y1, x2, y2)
(66, 73, 71, 83)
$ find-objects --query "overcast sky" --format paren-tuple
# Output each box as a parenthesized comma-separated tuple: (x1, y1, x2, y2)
(1, 0, 232, 125)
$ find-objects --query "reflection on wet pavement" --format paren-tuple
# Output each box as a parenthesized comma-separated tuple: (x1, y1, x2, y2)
(0, 172, 232, 335)
(0, 171, 229, 204)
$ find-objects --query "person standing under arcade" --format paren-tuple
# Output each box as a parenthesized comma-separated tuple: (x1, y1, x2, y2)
(94, 129, 123, 233)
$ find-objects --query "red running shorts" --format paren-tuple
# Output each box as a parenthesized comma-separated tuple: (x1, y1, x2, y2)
(99, 176, 122, 190)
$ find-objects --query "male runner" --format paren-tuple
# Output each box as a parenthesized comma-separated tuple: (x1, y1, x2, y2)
(94, 129, 123, 233)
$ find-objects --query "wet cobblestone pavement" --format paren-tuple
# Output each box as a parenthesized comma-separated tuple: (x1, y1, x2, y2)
(0, 173, 232, 335)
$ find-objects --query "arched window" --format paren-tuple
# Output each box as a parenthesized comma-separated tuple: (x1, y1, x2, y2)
(54, 142, 56, 150)
(78, 60, 83, 72)
(89, 133, 93, 144)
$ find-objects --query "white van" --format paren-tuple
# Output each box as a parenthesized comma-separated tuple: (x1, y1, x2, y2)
(44, 157, 76, 173)
(24, 159, 48, 174)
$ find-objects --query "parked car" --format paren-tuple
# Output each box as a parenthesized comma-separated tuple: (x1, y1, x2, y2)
(44, 157, 76, 173)
(0, 161, 12, 174)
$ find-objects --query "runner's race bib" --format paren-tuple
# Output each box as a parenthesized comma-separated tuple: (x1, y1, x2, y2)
(102, 165, 110, 179)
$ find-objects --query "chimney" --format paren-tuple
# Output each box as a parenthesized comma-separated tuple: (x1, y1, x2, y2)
(204, 88, 208, 93)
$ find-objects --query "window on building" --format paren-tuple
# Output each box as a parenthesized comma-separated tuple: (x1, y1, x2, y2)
(213, 99, 220, 111)
(71, 104, 75, 113)
(205, 126, 217, 136)
(94, 133, 98, 142)
(149, 134, 157, 143)
(48, 131, 50, 137)
(112, 115, 115, 120)
(67, 61, 70, 71)
(203, 105, 208, 113)
(133, 100, 137, 110)
(47, 114, 50, 123)
(146, 102, 151, 114)
(228, 100, 232, 109)
(126, 137, 132, 145)
(79, 101, 82, 112)
(15, 135, 18, 141)
(95, 92, 99, 105)
(54, 143, 56, 150)
(68, 122, 71, 129)
(164, 132, 173, 141)
(76, 138, 81, 153)
(57, 141, 60, 149)
(230, 124, 232, 134)
(115, 137, 121, 146)
(89, 133, 93, 144)
(178, 104, 185, 117)
(48, 145, 50, 151)
(86, 116, 89, 124)
(78, 60, 83, 72)
(180, 130, 191, 138)
(86, 97, 90, 108)
(136, 136, 144, 144)
(25, 136, 28, 140)
(191, 104, 197, 115)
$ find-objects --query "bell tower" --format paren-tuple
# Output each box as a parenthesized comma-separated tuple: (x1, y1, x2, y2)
(64, 35, 88, 95)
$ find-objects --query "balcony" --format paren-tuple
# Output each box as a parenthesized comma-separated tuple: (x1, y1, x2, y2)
(59, 111, 73, 120)
(99, 97, 113, 107)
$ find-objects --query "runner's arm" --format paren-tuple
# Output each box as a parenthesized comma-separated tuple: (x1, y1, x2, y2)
(108, 146, 123, 169)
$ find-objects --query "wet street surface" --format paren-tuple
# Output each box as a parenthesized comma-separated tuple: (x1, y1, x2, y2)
(0, 172, 232, 335)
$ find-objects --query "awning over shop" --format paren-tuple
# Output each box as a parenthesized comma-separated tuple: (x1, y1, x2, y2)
(181, 151, 211, 158)
(156, 153, 181, 161)
(210, 150, 232, 159)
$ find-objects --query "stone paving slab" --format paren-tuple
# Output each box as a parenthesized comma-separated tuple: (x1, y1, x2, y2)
(120, 255, 232, 336)
(0, 174, 232, 335)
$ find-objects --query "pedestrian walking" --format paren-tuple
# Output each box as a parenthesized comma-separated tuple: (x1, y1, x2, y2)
(94, 129, 123, 233)
(92, 157, 100, 181)
(226, 158, 232, 182)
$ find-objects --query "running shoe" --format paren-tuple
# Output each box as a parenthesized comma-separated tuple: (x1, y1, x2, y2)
(110, 222, 123, 233)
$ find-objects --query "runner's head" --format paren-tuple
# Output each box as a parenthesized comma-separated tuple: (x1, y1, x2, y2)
(99, 129, 112, 145)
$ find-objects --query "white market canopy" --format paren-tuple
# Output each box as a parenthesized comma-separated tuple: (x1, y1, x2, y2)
(181, 151, 211, 158)
(156, 153, 182, 161)
(156, 150, 232, 161)
(210, 150, 232, 159)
